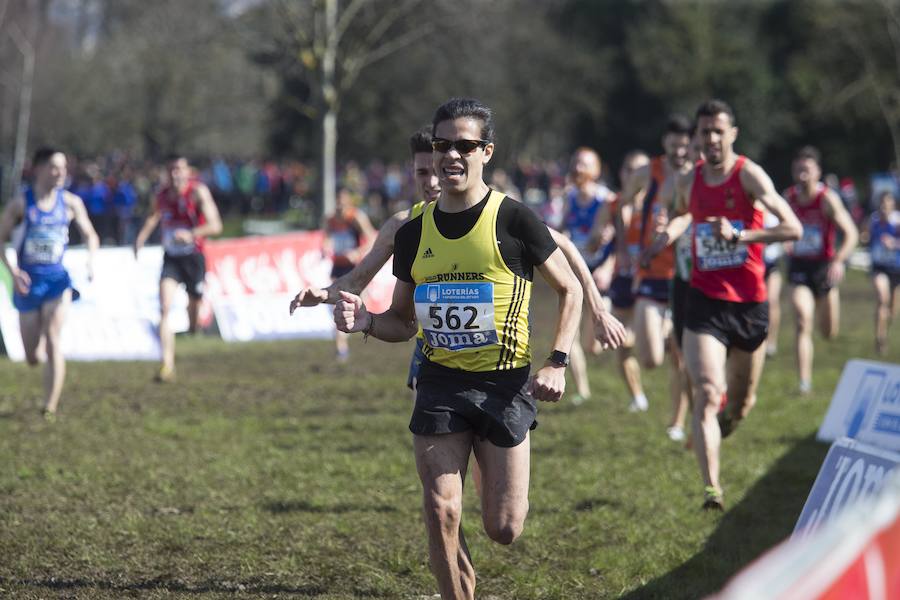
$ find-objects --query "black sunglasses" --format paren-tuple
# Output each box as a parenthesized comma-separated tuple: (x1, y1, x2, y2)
(432, 138, 490, 154)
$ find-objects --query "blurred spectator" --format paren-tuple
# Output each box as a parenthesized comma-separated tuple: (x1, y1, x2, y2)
(490, 168, 522, 201)
(114, 168, 139, 245)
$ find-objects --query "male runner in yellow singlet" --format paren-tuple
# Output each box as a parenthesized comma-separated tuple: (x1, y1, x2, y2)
(334, 98, 583, 600)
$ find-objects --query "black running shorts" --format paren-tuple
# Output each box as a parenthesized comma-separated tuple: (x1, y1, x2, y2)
(872, 266, 900, 291)
(788, 258, 832, 298)
(410, 359, 537, 448)
(608, 274, 636, 310)
(635, 277, 671, 304)
(161, 252, 206, 298)
(670, 276, 690, 349)
(684, 286, 769, 353)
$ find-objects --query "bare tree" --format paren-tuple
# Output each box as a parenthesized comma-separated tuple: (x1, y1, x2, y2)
(256, 0, 433, 219)
(0, 0, 43, 203)
(794, 0, 900, 170)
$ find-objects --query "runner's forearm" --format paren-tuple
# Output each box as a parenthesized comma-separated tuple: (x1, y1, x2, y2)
(549, 283, 582, 354)
(553, 231, 606, 316)
(363, 309, 417, 342)
(664, 213, 693, 246)
(740, 223, 801, 244)
(191, 223, 221, 238)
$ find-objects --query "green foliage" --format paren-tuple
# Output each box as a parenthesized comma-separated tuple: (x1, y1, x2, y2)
(29, 0, 270, 159)
(10, 0, 900, 186)
(0, 272, 895, 598)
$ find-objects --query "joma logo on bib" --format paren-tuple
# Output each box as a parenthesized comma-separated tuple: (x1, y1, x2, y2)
(414, 282, 498, 351)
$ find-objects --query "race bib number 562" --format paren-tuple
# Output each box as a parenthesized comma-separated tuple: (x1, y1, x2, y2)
(414, 282, 498, 351)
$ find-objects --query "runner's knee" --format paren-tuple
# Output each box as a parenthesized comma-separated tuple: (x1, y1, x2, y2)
(695, 382, 721, 412)
(422, 489, 463, 534)
(483, 507, 527, 545)
(639, 346, 664, 369)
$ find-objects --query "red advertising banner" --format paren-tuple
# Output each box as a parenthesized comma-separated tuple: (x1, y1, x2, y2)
(204, 231, 395, 342)
(714, 470, 900, 600)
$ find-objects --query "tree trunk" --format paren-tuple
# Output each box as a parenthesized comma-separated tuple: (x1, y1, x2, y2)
(320, 0, 338, 222)
(7, 27, 35, 203)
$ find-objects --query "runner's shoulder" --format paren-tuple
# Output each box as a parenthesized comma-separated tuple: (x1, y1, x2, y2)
(394, 212, 424, 252)
(61, 189, 86, 208)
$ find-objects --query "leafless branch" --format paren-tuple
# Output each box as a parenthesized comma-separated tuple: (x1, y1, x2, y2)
(332, 0, 366, 47)
(276, 0, 312, 52)
(339, 21, 434, 92)
(362, 0, 422, 48)
(7, 22, 33, 57)
(0, 0, 10, 32)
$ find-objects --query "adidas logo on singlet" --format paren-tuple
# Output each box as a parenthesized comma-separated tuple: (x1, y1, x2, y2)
(422, 247, 435, 258)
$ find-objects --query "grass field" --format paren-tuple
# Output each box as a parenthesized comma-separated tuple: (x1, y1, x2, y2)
(0, 271, 897, 599)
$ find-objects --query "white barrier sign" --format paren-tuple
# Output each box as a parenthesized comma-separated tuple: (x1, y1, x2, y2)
(817, 359, 900, 453)
(213, 294, 333, 342)
(793, 437, 900, 537)
(1, 246, 188, 361)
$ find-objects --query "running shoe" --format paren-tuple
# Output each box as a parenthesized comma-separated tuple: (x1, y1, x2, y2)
(628, 395, 649, 413)
(154, 365, 176, 383)
(799, 380, 812, 395)
(717, 411, 736, 438)
(702, 486, 724, 511)
(666, 426, 685, 442)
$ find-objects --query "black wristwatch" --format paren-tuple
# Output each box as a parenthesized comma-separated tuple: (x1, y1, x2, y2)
(548, 350, 569, 367)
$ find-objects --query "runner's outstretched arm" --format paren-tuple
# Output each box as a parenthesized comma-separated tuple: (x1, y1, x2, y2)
(640, 212, 693, 267)
(530, 247, 583, 402)
(289, 210, 409, 313)
(133, 204, 161, 258)
(192, 184, 223, 238)
(734, 161, 803, 244)
(0, 196, 27, 293)
(66, 192, 100, 279)
(549, 229, 626, 349)
(586, 202, 615, 254)
(822, 188, 859, 286)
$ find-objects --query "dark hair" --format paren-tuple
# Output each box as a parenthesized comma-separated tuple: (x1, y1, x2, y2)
(32, 147, 63, 167)
(695, 99, 736, 126)
(431, 98, 495, 143)
(794, 145, 822, 165)
(665, 114, 692, 136)
(409, 126, 432, 156)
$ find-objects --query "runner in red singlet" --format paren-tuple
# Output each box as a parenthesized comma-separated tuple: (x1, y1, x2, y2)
(324, 188, 375, 361)
(648, 100, 802, 509)
(784, 146, 858, 394)
(134, 155, 222, 382)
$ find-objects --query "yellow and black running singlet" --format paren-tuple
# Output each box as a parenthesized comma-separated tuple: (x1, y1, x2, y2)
(410, 200, 427, 220)
(410, 191, 532, 372)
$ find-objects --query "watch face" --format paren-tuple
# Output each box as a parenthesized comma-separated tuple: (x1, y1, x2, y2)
(550, 350, 569, 366)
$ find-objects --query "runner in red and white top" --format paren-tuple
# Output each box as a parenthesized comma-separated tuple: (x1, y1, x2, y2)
(134, 154, 222, 383)
(784, 146, 858, 394)
(643, 99, 802, 510)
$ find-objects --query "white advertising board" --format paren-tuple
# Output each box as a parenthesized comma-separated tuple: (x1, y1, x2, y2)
(817, 359, 900, 453)
(1, 246, 188, 361)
